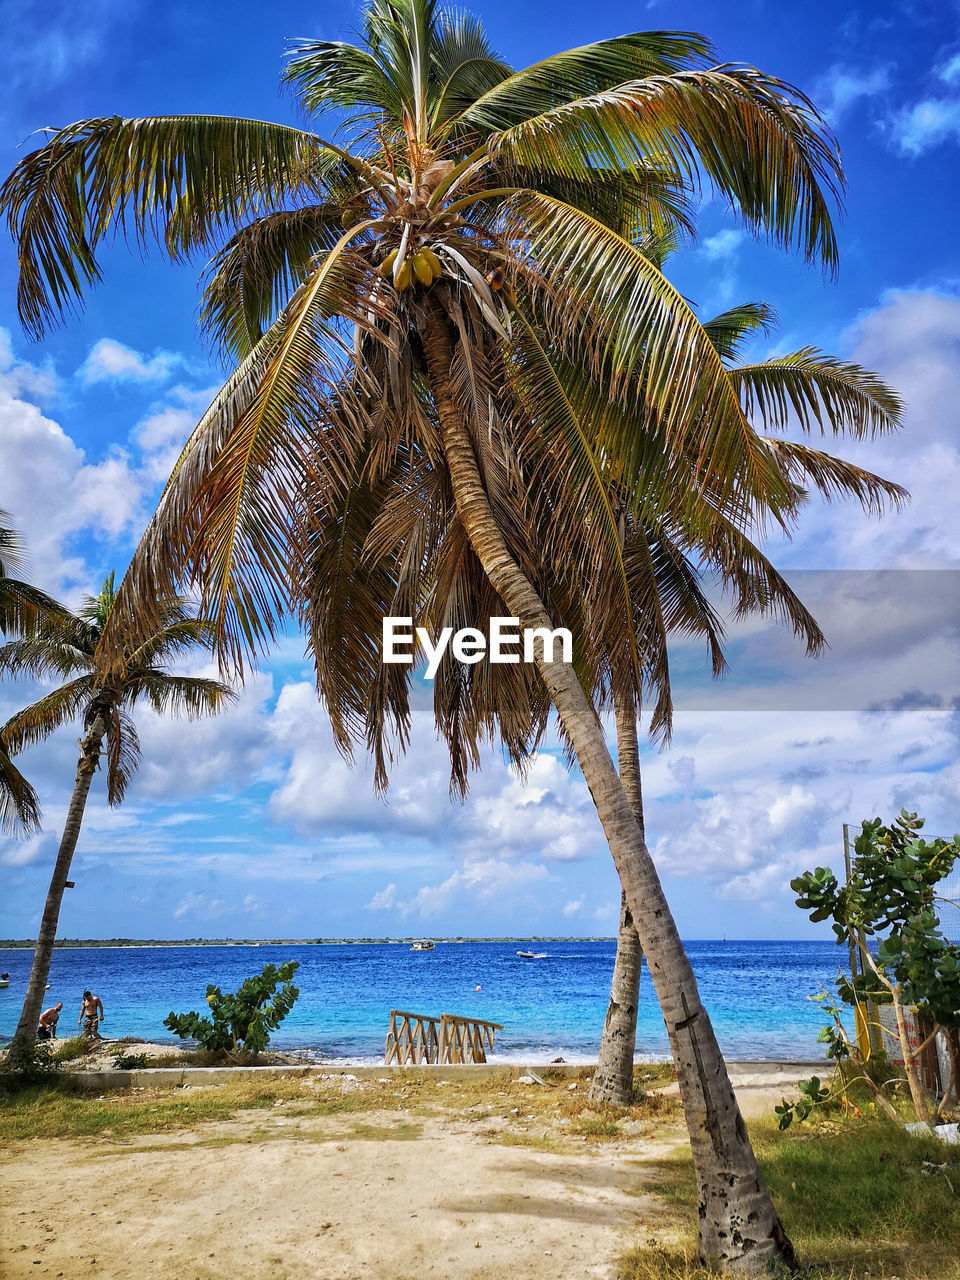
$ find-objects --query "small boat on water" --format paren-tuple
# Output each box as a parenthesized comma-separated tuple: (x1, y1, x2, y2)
(516, 951, 548, 959)
(410, 939, 435, 951)
(0, 973, 9, 988)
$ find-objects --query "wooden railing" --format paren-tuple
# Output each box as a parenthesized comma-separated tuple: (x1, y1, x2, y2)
(384, 1009, 503, 1065)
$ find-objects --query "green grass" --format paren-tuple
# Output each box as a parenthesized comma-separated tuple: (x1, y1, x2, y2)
(619, 1114, 960, 1280)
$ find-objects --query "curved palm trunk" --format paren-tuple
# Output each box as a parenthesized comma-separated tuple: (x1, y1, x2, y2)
(589, 689, 644, 1105)
(421, 301, 794, 1274)
(9, 708, 107, 1064)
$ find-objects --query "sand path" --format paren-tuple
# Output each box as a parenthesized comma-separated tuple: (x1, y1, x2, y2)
(2, 1067, 805, 1280)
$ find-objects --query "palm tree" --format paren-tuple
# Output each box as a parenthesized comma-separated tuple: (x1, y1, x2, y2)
(589, 298, 906, 1103)
(0, 4, 884, 1266)
(1, 574, 234, 1061)
(0, 511, 67, 836)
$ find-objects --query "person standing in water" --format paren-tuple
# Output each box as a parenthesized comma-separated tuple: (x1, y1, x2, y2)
(78, 990, 104, 1039)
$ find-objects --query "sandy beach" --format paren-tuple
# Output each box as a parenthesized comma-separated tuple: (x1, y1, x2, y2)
(2, 1056, 807, 1280)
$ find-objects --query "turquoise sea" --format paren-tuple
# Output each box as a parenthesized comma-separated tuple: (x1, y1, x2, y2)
(0, 939, 840, 1063)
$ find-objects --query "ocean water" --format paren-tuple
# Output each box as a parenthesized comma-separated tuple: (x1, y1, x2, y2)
(0, 939, 842, 1063)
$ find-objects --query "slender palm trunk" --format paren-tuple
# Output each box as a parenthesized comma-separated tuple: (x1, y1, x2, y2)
(589, 689, 644, 1105)
(421, 300, 794, 1273)
(9, 709, 107, 1064)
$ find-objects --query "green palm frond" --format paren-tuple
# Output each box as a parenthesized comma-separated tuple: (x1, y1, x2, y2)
(0, 579, 69, 638)
(732, 348, 905, 438)
(126, 673, 235, 719)
(0, 633, 94, 681)
(505, 191, 793, 520)
(428, 10, 513, 129)
(0, 512, 25, 578)
(761, 438, 908, 514)
(456, 31, 714, 133)
(0, 738, 42, 835)
(703, 301, 779, 361)
(0, 114, 336, 336)
(1, 676, 97, 754)
(126, 617, 219, 669)
(285, 39, 408, 121)
(174, 231, 385, 667)
(200, 204, 352, 360)
(491, 67, 842, 268)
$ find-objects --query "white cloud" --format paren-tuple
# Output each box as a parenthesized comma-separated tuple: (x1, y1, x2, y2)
(173, 891, 226, 921)
(814, 64, 891, 122)
(942, 54, 960, 86)
(397, 858, 550, 919)
(700, 229, 745, 262)
(0, 350, 147, 596)
(367, 883, 398, 911)
(562, 896, 584, 917)
(890, 97, 960, 154)
(77, 338, 181, 386)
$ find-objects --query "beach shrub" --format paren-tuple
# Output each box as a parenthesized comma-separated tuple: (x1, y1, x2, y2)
(112, 1049, 150, 1070)
(0, 1038, 62, 1090)
(163, 961, 300, 1060)
(789, 810, 960, 1125)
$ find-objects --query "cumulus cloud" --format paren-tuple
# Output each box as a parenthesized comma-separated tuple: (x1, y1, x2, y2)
(891, 97, 960, 154)
(367, 884, 398, 911)
(77, 338, 182, 385)
(396, 858, 550, 920)
(0, 347, 146, 595)
(886, 54, 960, 155)
(814, 63, 891, 122)
(173, 891, 227, 921)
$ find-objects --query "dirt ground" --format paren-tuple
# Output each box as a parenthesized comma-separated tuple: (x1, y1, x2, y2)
(1, 1064, 805, 1280)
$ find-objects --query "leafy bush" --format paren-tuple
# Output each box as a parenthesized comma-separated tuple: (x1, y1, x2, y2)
(0, 1039, 62, 1091)
(112, 1050, 150, 1070)
(163, 961, 300, 1059)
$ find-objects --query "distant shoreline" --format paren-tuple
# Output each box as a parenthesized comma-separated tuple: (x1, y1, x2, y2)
(0, 936, 825, 949)
(0, 936, 620, 949)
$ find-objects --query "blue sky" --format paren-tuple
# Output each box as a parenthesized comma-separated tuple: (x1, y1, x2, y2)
(1, 0, 959, 943)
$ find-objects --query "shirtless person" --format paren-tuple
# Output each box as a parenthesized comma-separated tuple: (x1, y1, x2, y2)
(78, 990, 104, 1039)
(37, 1001, 63, 1040)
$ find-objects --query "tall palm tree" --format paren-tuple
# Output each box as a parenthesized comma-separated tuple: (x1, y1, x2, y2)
(0, 574, 234, 1061)
(589, 298, 906, 1103)
(0, 511, 66, 836)
(0, 3, 882, 1267)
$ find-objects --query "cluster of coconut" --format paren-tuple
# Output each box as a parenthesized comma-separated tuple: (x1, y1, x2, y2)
(378, 245, 444, 291)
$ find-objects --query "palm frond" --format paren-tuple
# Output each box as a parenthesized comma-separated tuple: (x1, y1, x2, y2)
(703, 301, 779, 361)
(0, 738, 42, 836)
(0, 114, 336, 336)
(105, 706, 141, 807)
(732, 348, 905, 438)
(199, 204, 352, 360)
(429, 10, 513, 130)
(505, 191, 793, 520)
(491, 67, 842, 268)
(126, 673, 235, 720)
(456, 32, 715, 132)
(1, 676, 96, 754)
(761, 438, 908, 514)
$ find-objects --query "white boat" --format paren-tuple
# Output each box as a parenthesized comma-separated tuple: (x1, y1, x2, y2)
(516, 950, 548, 959)
(410, 939, 435, 951)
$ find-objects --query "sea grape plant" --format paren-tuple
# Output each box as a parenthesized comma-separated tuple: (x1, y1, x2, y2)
(164, 960, 300, 1058)
(787, 811, 960, 1125)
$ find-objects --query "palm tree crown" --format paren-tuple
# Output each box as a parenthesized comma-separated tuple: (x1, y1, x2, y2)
(1, 573, 233, 805)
